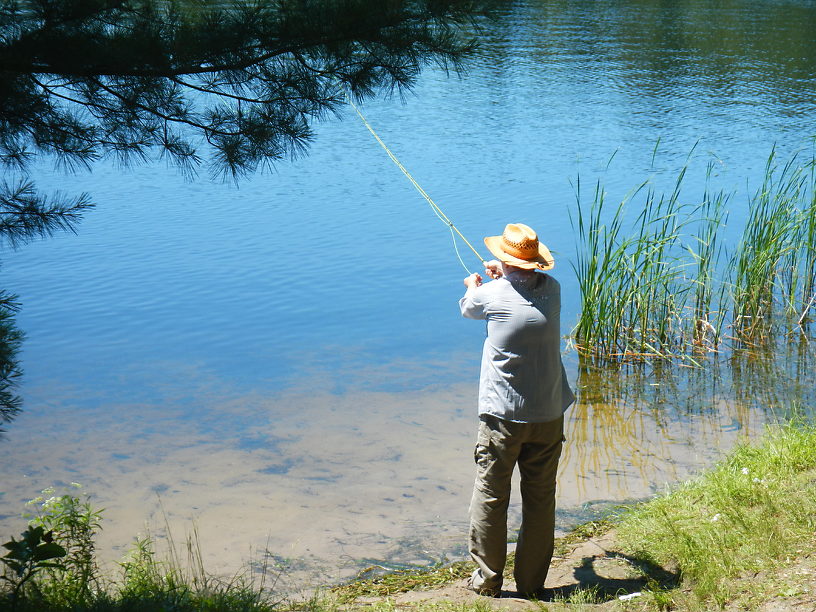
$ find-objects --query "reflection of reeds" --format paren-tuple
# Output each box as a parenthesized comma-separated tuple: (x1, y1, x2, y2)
(563, 340, 816, 502)
(570, 146, 816, 363)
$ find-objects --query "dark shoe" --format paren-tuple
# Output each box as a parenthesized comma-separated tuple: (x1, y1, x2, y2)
(519, 587, 553, 601)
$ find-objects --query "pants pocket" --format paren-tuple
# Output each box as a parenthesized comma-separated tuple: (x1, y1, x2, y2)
(474, 424, 492, 467)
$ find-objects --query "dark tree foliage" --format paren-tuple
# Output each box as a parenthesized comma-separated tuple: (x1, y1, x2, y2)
(0, 0, 486, 180)
(0, 0, 489, 431)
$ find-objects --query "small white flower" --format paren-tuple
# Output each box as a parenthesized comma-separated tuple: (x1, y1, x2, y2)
(741, 467, 749, 475)
(710, 513, 721, 522)
(42, 496, 58, 509)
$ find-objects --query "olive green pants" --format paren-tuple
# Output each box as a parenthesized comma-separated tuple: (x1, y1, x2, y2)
(468, 414, 564, 595)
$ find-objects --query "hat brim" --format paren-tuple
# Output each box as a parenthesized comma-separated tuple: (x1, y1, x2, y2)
(484, 236, 555, 270)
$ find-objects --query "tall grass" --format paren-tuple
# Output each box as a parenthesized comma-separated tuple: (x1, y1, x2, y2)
(570, 156, 700, 361)
(731, 149, 803, 340)
(569, 170, 632, 358)
(690, 164, 729, 347)
(1, 536, 280, 612)
(570, 145, 816, 362)
(792, 147, 816, 323)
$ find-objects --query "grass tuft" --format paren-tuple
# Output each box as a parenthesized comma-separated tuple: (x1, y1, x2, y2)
(330, 561, 474, 603)
(616, 419, 816, 607)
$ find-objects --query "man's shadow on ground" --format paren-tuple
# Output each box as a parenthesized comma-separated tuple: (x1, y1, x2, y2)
(506, 551, 680, 602)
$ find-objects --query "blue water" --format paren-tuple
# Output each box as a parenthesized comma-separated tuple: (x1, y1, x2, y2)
(8, 1, 816, 402)
(2, 0, 816, 589)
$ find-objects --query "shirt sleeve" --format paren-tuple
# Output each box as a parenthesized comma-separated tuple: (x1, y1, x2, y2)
(459, 286, 487, 320)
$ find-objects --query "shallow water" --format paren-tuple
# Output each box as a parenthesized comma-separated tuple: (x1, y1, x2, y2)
(2, 0, 816, 595)
(4, 348, 811, 592)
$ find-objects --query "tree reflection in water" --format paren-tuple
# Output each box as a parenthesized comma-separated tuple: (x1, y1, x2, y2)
(0, 291, 23, 434)
(0, 182, 93, 435)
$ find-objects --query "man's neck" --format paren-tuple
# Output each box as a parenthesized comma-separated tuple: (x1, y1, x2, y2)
(502, 264, 536, 280)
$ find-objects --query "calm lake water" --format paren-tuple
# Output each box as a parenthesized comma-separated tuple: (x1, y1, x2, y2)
(2, 0, 816, 594)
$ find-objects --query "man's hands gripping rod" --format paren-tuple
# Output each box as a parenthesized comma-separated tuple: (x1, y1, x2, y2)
(463, 260, 503, 289)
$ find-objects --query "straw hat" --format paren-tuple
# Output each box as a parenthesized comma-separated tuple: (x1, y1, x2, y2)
(484, 223, 554, 270)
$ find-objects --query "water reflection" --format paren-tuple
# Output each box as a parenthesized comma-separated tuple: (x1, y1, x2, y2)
(475, 0, 816, 169)
(487, 0, 816, 98)
(563, 338, 816, 504)
(0, 297, 23, 435)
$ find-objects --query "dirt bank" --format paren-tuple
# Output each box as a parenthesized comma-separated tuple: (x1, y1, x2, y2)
(338, 526, 816, 611)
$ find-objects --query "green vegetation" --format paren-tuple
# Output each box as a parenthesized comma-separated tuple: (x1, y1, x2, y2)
(25, 485, 103, 606)
(1, 485, 279, 611)
(570, 145, 816, 363)
(331, 560, 474, 602)
(616, 417, 816, 609)
(1, 525, 66, 611)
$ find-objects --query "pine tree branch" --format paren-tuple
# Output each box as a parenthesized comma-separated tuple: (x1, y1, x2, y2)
(87, 77, 243, 137)
(1, 0, 491, 176)
(1, 0, 479, 77)
(0, 180, 94, 247)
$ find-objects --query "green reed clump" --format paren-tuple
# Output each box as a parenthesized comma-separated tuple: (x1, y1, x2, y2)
(789, 150, 816, 324)
(690, 163, 729, 347)
(569, 172, 630, 358)
(615, 418, 816, 608)
(731, 150, 804, 339)
(571, 145, 816, 362)
(570, 156, 704, 361)
(624, 168, 698, 356)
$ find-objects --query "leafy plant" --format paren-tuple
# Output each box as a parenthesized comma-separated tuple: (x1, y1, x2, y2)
(1, 525, 66, 611)
(25, 484, 103, 605)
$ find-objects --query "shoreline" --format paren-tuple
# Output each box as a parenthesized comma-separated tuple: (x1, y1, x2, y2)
(4, 421, 816, 610)
(327, 419, 816, 610)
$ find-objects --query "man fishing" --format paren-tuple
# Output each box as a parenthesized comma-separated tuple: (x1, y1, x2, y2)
(459, 222, 575, 599)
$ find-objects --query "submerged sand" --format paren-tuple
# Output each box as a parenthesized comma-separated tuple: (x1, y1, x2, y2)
(0, 359, 773, 595)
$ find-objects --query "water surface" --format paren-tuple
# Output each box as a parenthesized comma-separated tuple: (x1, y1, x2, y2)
(2, 0, 816, 594)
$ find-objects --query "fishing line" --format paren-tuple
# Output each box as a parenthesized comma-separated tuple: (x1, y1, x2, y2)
(346, 93, 487, 274)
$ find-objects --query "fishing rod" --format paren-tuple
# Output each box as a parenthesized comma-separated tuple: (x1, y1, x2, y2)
(345, 93, 488, 274)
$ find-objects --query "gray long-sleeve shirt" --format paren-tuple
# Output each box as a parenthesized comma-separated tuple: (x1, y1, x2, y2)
(460, 269, 575, 423)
